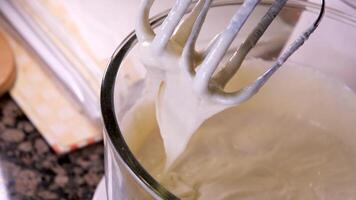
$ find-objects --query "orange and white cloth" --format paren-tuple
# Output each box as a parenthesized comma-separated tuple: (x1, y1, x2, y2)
(3, 28, 102, 154)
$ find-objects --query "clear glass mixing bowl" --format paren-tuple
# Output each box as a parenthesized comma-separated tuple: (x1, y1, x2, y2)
(101, 1, 356, 199)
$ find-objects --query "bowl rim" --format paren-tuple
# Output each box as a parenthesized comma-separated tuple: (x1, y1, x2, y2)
(100, 1, 356, 199)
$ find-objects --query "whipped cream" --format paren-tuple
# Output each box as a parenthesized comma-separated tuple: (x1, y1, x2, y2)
(135, 60, 356, 199)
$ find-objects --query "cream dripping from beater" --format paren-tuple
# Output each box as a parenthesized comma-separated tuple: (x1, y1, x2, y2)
(130, 0, 324, 168)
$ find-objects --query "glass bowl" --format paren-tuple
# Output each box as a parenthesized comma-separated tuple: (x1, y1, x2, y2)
(101, 1, 356, 199)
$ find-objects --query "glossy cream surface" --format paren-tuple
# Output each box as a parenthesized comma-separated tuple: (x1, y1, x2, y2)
(132, 60, 356, 199)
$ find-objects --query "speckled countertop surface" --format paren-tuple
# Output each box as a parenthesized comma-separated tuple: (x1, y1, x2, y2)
(0, 94, 104, 200)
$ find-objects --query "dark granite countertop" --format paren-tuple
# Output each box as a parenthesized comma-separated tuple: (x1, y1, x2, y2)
(0, 94, 104, 200)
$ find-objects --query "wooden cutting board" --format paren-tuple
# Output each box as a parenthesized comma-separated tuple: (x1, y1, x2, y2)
(0, 32, 16, 96)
